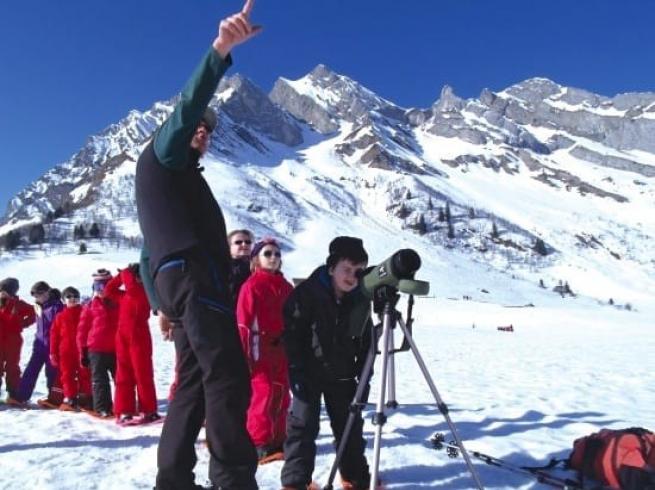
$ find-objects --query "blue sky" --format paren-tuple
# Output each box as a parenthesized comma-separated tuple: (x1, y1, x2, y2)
(1, 0, 653, 214)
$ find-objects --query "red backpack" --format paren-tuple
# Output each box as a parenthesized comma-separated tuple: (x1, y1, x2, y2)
(568, 428, 655, 489)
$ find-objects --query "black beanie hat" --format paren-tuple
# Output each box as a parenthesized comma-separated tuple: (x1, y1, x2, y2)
(62, 286, 81, 299)
(326, 236, 368, 269)
(0, 277, 19, 296)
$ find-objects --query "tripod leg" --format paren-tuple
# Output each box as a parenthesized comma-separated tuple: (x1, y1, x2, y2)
(324, 323, 381, 490)
(386, 322, 398, 409)
(369, 306, 395, 490)
(396, 316, 485, 490)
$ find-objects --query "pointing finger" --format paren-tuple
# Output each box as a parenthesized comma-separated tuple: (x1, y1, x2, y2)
(242, 0, 254, 17)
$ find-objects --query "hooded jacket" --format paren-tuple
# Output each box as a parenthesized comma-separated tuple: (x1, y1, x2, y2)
(282, 266, 372, 381)
(77, 296, 119, 354)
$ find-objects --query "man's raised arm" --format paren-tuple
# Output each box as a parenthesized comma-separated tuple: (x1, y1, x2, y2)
(154, 0, 262, 169)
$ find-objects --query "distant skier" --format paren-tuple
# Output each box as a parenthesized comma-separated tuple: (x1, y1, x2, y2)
(49, 286, 91, 411)
(104, 264, 159, 424)
(237, 238, 293, 463)
(0, 278, 35, 401)
(11, 281, 64, 407)
(77, 269, 119, 417)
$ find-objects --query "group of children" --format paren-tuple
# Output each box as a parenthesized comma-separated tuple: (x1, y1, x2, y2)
(1, 230, 377, 489)
(0, 265, 160, 425)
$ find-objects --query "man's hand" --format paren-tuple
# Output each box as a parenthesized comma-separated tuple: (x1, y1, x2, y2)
(159, 312, 175, 342)
(213, 0, 262, 58)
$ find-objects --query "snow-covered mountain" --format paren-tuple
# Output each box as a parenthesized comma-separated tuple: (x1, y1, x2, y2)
(2, 66, 654, 304)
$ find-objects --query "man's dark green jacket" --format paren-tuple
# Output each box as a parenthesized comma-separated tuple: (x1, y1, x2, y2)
(135, 47, 232, 312)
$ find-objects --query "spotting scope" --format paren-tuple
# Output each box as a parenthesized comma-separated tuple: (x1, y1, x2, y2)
(360, 249, 430, 297)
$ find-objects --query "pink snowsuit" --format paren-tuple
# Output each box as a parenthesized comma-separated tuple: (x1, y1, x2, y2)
(236, 268, 293, 450)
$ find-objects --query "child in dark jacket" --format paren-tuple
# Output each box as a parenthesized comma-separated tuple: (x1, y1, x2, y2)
(237, 238, 293, 463)
(104, 264, 160, 424)
(50, 286, 91, 411)
(77, 269, 119, 417)
(280, 237, 374, 490)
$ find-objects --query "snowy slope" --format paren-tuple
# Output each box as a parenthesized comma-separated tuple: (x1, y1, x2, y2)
(0, 246, 652, 490)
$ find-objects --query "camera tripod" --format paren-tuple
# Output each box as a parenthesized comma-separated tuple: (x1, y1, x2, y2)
(323, 286, 484, 490)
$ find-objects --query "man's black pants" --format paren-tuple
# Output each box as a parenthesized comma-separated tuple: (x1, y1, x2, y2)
(281, 377, 370, 489)
(154, 254, 257, 490)
(89, 351, 116, 413)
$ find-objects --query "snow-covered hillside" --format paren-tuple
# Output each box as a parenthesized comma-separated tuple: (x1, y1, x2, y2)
(0, 246, 652, 490)
(1, 67, 654, 307)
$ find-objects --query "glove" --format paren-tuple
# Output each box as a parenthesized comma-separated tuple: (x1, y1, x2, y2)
(80, 348, 90, 368)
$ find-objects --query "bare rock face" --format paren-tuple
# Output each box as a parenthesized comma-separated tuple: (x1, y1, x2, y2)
(270, 64, 407, 132)
(269, 77, 339, 134)
(218, 75, 303, 147)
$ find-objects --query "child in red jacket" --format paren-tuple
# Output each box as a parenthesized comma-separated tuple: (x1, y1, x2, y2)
(77, 269, 119, 418)
(49, 286, 91, 411)
(237, 238, 294, 463)
(0, 278, 35, 400)
(104, 264, 160, 425)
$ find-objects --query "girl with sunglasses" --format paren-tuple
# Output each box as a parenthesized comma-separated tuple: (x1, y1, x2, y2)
(236, 238, 293, 464)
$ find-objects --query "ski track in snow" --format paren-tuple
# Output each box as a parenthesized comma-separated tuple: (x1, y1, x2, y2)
(0, 249, 653, 489)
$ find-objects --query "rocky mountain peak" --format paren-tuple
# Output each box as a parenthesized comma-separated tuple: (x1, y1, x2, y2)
(433, 85, 465, 113)
(217, 74, 303, 147)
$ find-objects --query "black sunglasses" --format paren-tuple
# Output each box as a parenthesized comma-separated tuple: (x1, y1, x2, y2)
(65, 295, 80, 300)
(233, 240, 252, 246)
(262, 250, 281, 258)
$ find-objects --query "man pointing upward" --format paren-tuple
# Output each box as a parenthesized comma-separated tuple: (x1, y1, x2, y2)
(135, 2, 261, 489)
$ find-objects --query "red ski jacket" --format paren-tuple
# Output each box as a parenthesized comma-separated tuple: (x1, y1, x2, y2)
(104, 269, 151, 335)
(77, 296, 120, 354)
(50, 305, 83, 362)
(0, 296, 35, 337)
(236, 269, 293, 367)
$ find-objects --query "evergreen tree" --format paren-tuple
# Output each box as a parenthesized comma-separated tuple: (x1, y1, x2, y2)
(79, 242, 87, 254)
(491, 221, 499, 239)
(395, 203, 410, 219)
(445, 202, 452, 222)
(4, 230, 21, 250)
(438, 207, 445, 222)
(533, 238, 548, 256)
(54, 206, 65, 219)
(89, 222, 101, 238)
(29, 224, 45, 244)
(447, 221, 455, 239)
(427, 196, 433, 210)
(416, 214, 427, 235)
(468, 207, 475, 219)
